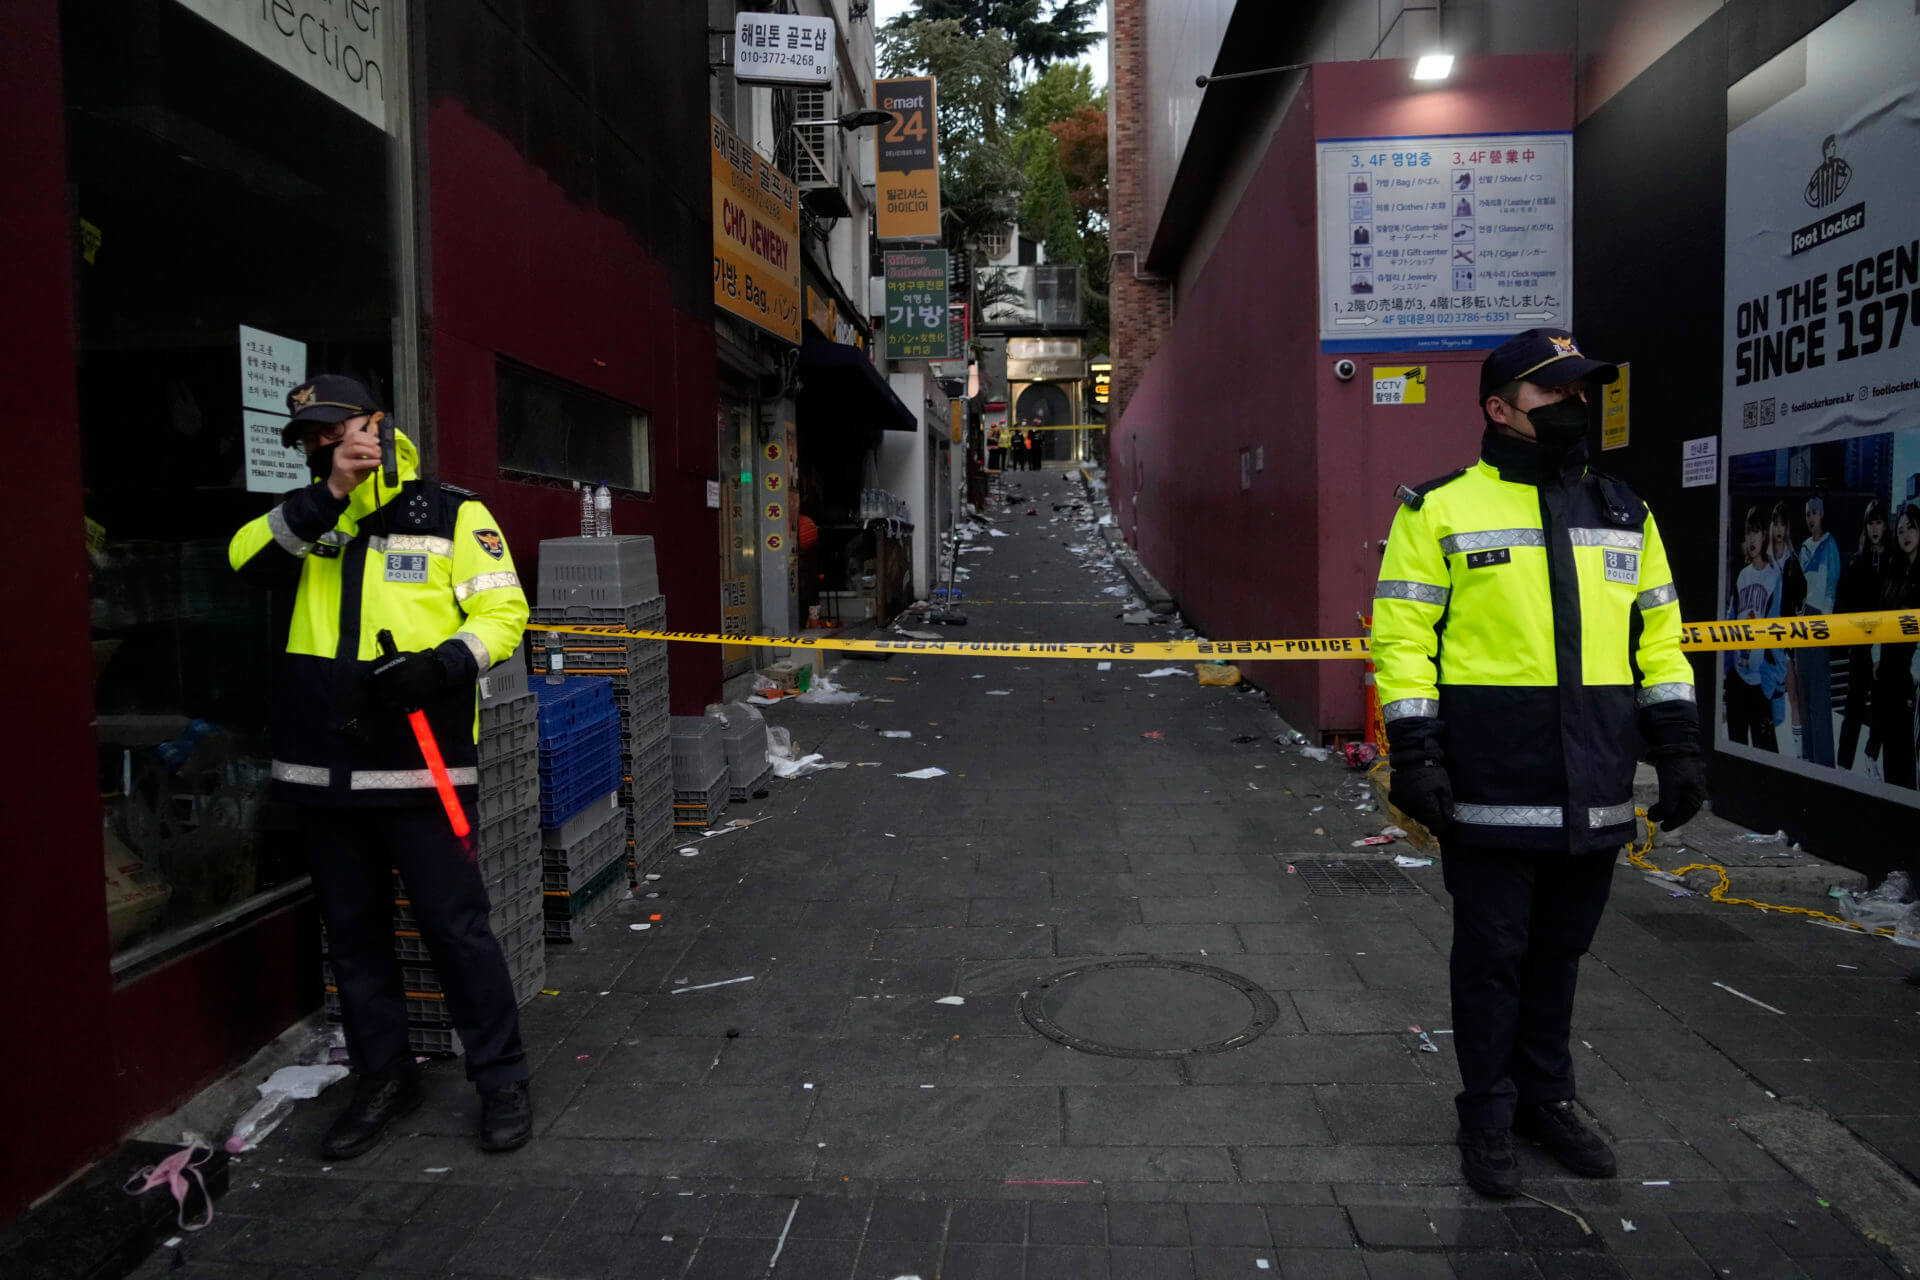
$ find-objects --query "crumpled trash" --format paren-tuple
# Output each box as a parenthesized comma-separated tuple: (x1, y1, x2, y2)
(1195, 662, 1241, 686)
(1394, 854, 1433, 868)
(1137, 667, 1185, 679)
(879, 730, 913, 739)
(1837, 870, 1915, 930)
(1299, 746, 1331, 762)
(1739, 830, 1789, 844)
(772, 752, 841, 779)
(1343, 742, 1380, 770)
(226, 1064, 350, 1153)
(896, 767, 948, 780)
(796, 676, 864, 705)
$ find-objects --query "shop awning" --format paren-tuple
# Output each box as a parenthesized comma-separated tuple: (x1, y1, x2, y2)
(798, 336, 916, 433)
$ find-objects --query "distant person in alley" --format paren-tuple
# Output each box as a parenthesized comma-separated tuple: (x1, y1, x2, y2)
(1371, 329, 1707, 1198)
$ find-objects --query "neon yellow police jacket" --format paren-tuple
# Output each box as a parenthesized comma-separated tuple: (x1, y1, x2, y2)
(228, 429, 529, 806)
(1372, 430, 1698, 853)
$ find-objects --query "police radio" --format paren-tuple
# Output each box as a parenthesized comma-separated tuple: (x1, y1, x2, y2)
(372, 411, 398, 489)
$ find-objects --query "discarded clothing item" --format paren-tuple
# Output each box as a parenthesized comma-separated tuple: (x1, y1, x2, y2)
(125, 1142, 215, 1231)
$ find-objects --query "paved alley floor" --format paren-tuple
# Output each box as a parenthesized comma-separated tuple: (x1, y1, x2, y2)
(135, 464, 1920, 1280)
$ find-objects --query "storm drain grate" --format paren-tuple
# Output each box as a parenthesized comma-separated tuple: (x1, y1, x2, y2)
(1292, 858, 1420, 896)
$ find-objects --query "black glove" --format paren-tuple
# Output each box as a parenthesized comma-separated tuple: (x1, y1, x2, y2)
(1646, 753, 1707, 830)
(1390, 761, 1453, 837)
(367, 648, 447, 712)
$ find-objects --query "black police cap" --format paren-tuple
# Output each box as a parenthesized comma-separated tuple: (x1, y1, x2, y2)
(1479, 328, 1618, 403)
(281, 374, 380, 447)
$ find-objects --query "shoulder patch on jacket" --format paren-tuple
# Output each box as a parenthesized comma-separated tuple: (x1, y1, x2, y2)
(1396, 467, 1469, 510)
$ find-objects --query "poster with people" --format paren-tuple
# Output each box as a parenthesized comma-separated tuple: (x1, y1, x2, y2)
(1718, 0, 1920, 803)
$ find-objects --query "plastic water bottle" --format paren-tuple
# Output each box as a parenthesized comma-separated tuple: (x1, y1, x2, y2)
(594, 482, 613, 537)
(575, 481, 592, 537)
(544, 630, 565, 685)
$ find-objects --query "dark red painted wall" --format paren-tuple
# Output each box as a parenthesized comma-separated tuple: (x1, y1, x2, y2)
(0, 0, 120, 1221)
(423, 3, 721, 713)
(1114, 55, 1574, 738)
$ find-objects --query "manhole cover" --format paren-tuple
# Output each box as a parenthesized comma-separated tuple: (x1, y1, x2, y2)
(1293, 858, 1420, 896)
(1020, 960, 1279, 1058)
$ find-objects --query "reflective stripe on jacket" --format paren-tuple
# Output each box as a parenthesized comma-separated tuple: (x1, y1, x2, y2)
(229, 429, 529, 807)
(1372, 434, 1697, 853)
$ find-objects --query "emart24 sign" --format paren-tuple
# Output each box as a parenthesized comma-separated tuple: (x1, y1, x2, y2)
(876, 77, 941, 241)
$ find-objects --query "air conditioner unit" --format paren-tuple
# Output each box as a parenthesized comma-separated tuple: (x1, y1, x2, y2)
(794, 87, 851, 218)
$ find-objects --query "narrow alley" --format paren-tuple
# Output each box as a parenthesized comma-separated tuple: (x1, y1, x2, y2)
(132, 465, 1918, 1280)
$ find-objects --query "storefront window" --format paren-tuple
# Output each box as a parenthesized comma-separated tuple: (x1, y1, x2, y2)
(65, 0, 403, 969)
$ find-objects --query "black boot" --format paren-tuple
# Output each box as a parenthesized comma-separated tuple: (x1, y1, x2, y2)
(1457, 1127, 1521, 1198)
(479, 1080, 533, 1153)
(321, 1073, 422, 1160)
(1515, 1100, 1617, 1178)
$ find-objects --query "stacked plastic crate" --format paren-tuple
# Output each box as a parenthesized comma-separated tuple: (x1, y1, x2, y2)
(528, 535, 673, 883)
(534, 676, 626, 941)
(670, 716, 730, 831)
(715, 703, 772, 801)
(320, 644, 546, 1056)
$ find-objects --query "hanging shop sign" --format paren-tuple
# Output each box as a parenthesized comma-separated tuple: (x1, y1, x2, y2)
(1716, 0, 1920, 804)
(1316, 132, 1572, 353)
(875, 77, 941, 241)
(883, 249, 951, 360)
(711, 115, 801, 343)
(732, 13, 835, 87)
(170, 0, 391, 132)
(239, 324, 308, 494)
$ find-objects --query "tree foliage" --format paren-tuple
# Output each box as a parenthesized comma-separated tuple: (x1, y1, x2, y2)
(1019, 62, 1101, 132)
(1013, 129, 1082, 263)
(882, 0, 1101, 73)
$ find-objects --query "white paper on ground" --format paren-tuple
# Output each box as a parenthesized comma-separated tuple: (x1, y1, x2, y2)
(896, 767, 948, 780)
(880, 730, 913, 738)
(934, 996, 965, 1005)
(1138, 667, 1185, 678)
(1096, 662, 1112, 671)
(1394, 855, 1434, 868)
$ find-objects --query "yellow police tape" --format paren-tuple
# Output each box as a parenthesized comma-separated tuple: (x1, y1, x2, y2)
(538, 609, 1919, 662)
(1626, 810, 1894, 938)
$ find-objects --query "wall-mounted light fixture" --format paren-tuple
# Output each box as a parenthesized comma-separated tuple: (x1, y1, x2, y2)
(1411, 53, 1454, 81)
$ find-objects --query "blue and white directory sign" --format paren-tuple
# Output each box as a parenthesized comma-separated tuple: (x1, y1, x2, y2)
(1317, 132, 1573, 352)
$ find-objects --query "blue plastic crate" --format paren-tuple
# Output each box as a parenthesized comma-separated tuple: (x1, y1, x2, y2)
(533, 676, 617, 734)
(539, 739, 625, 829)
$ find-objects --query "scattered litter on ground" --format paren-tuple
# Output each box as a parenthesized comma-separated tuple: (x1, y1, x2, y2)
(1643, 1181, 1671, 1187)
(225, 1064, 349, 1153)
(424, 1167, 451, 1174)
(1137, 667, 1185, 679)
(1195, 662, 1241, 686)
(670, 975, 756, 993)
(1142, 731, 1165, 741)
(1621, 1219, 1636, 1232)
(1312, 827, 1325, 836)
(935, 996, 966, 1006)
(879, 730, 913, 739)
(1409, 1025, 1440, 1053)
(1712, 980, 1787, 1015)
(986, 690, 1012, 696)
(897, 767, 948, 780)
(1834, 870, 1916, 934)
(1096, 661, 1112, 671)
(1380, 826, 1408, 838)
(125, 1144, 215, 1230)
(795, 677, 865, 705)
(1299, 746, 1331, 762)
(1343, 742, 1380, 769)
(630, 923, 651, 931)
(1353, 835, 1394, 847)
(1394, 855, 1433, 868)
(896, 629, 942, 640)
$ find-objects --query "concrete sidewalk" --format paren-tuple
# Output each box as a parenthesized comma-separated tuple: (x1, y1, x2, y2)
(130, 464, 1918, 1280)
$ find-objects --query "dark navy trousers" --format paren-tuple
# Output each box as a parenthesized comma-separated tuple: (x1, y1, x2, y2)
(1441, 843, 1616, 1129)
(302, 804, 528, 1091)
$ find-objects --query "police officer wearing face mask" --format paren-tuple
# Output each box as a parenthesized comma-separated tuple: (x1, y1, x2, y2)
(229, 374, 535, 1158)
(1372, 330, 1708, 1198)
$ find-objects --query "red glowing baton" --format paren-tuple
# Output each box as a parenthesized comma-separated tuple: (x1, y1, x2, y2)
(377, 630, 473, 854)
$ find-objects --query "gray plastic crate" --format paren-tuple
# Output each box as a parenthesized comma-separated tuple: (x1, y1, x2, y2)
(479, 718, 538, 764)
(530, 593, 665, 629)
(543, 858, 627, 942)
(672, 765, 729, 829)
(480, 689, 537, 735)
(542, 813, 626, 893)
(478, 654, 527, 706)
(670, 717, 726, 787)
(476, 803, 540, 856)
(475, 773, 539, 824)
(536, 536, 658, 610)
(729, 762, 772, 803)
(488, 854, 541, 904)
(477, 826, 540, 885)
(540, 790, 624, 849)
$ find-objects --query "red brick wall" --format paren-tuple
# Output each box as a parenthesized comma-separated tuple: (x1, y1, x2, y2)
(1106, 0, 1171, 429)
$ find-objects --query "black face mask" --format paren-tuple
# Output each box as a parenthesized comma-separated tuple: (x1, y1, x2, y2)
(1521, 397, 1589, 449)
(308, 441, 339, 481)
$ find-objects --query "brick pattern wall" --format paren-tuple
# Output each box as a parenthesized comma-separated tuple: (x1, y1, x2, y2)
(1107, 0, 1171, 423)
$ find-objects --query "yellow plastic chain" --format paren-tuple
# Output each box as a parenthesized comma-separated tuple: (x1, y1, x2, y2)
(1625, 809, 1893, 936)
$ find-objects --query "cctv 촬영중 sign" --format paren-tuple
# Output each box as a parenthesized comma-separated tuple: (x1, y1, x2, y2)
(876, 77, 941, 241)
(711, 115, 801, 343)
